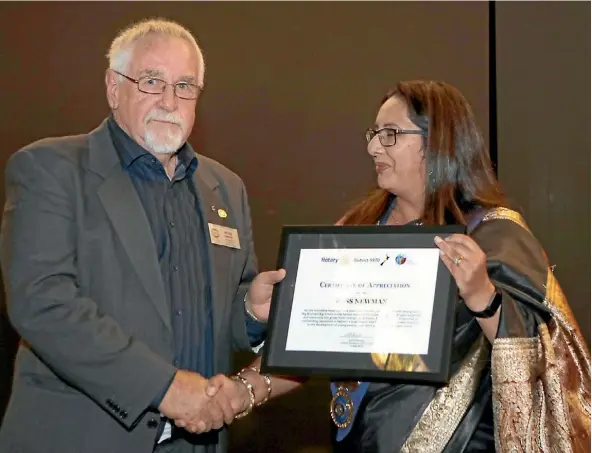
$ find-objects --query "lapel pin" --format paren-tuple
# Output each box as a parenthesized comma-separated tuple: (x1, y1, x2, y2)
(217, 208, 228, 219)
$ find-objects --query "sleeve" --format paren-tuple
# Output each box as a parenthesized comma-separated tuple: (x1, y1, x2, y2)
(245, 309, 267, 346)
(0, 149, 177, 429)
(230, 181, 261, 351)
(150, 372, 177, 409)
(0, 284, 18, 423)
(471, 217, 551, 339)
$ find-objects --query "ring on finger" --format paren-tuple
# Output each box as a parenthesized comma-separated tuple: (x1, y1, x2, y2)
(453, 255, 465, 266)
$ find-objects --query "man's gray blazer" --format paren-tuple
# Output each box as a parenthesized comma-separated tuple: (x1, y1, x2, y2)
(0, 119, 258, 453)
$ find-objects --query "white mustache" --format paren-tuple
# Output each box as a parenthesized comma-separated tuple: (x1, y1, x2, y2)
(145, 111, 183, 129)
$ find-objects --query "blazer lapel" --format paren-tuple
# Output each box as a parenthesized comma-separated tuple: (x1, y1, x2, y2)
(88, 121, 171, 332)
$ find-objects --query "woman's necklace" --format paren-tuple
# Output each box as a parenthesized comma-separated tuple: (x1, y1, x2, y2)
(388, 208, 407, 225)
(388, 208, 423, 226)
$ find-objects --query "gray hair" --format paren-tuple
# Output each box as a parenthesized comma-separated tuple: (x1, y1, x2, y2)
(107, 18, 205, 88)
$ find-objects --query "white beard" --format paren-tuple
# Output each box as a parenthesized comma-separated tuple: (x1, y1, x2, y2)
(144, 126, 184, 154)
(143, 110, 185, 154)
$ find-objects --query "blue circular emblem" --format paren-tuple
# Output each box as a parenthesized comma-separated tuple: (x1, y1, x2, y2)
(395, 254, 407, 265)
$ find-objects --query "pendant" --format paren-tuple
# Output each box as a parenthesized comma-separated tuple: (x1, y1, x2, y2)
(330, 387, 354, 429)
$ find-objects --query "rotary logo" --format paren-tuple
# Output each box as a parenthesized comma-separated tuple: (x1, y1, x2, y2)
(320, 255, 351, 265)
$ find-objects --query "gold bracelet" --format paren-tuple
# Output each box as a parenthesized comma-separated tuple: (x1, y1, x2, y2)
(238, 366, 272, 407)
(257, 374, 272, 407)
(231, 375, 255, 419)
(239, 365, 260, 375)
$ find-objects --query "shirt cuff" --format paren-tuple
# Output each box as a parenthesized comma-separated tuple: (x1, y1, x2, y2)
(245, 308, 267, 347)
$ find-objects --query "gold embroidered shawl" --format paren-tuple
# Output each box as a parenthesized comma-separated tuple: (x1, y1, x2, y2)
(400, 208, 591, 453)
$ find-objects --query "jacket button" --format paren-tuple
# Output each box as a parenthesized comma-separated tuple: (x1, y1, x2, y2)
(147, 419, 158, 428)
(119, 411, 128, 419)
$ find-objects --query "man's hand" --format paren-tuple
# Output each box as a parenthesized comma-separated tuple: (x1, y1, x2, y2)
(158, 370, 234, 434)
(246, 269, 286, 322)
(205, 374, 251, 416)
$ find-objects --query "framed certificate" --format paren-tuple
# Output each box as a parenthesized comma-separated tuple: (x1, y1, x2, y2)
(260, 224, 465, 385)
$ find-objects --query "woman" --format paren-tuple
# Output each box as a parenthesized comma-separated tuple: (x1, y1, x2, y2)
(209, 80, 590, 452)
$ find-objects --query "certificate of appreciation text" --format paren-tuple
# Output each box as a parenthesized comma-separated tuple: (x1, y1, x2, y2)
(284, 248, 440, 355)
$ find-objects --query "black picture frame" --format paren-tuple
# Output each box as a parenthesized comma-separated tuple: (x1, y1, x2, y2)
(260, 224, 466, 385)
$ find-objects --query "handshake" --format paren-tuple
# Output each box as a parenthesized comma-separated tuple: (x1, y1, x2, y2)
(158, 366, 268, 434)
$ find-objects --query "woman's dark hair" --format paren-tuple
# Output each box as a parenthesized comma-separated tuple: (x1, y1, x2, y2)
(341, 80, 507, 225)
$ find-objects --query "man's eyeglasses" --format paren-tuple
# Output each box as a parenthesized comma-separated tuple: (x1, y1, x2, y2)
(112, 70, 201, 100)
(365, 127, 426, 147)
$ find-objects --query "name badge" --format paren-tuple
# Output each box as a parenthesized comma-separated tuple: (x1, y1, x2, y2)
(208, 223, 241, 249)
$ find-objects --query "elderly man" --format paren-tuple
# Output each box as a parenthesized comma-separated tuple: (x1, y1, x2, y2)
(0, 18, 284, 453)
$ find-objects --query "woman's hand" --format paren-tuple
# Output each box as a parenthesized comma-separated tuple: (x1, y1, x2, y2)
(434, 234, 495, 311)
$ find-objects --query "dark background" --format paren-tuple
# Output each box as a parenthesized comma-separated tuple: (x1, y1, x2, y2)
(0, 2, 589, 452)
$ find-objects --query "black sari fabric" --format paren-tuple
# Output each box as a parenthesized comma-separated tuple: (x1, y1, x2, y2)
(332, 215, 550, 453)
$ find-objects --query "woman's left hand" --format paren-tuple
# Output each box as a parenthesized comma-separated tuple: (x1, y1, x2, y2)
(434, 234, 495, 310)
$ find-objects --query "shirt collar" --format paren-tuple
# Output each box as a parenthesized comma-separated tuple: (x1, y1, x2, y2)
(107, 114, 198, 176)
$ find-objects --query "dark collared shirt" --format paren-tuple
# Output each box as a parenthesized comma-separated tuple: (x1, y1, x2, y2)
(107, 117, 265, 405)
(108, 117, 214, 385)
